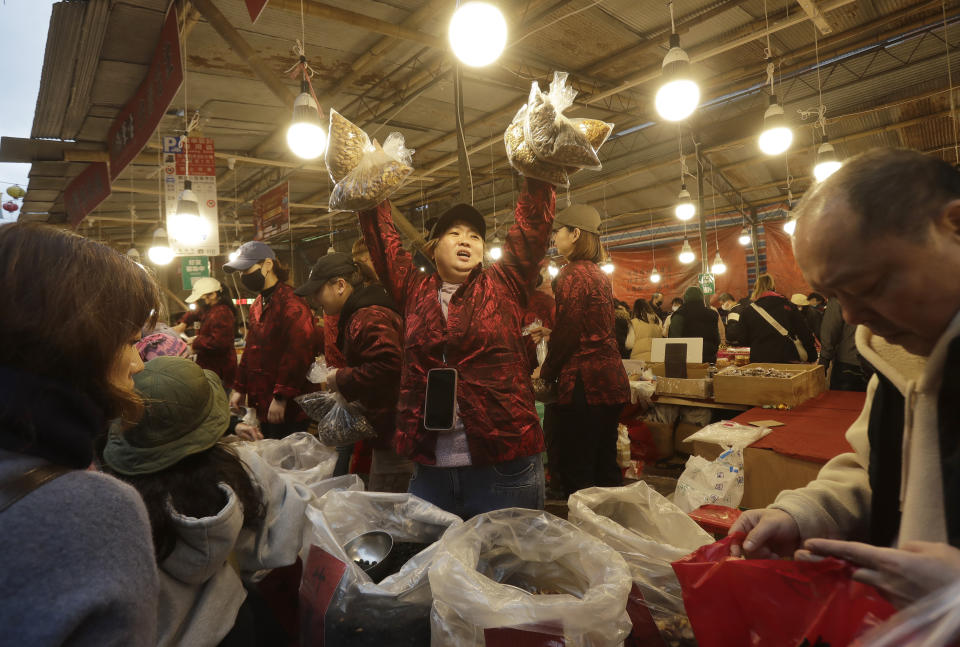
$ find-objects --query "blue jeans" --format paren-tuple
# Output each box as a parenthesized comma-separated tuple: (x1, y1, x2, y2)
(408, 454, 545, 519)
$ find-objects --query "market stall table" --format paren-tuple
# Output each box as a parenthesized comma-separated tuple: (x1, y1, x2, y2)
(692, 391, 867, 509)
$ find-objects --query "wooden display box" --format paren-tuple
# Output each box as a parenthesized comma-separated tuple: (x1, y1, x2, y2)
(713, 363, 826, 408)
(648, 363, 712, 399)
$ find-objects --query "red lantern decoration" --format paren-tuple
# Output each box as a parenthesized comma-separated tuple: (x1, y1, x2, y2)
(2, 201, 18, 213)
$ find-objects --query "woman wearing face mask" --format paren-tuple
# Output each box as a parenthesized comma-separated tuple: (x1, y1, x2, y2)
(0, 223, 160, 645)
(535, 204, 629, 497)
(357, 178, 555, 518)
(176, 277, 239, 389)
(224, 242, 316, 439)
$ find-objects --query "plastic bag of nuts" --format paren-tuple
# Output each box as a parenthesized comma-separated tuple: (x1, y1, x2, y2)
(504, 106, 570, 187)
(326, 109, 372, 183)
(329, 131, 414, 211)
(524, 72, 602, 170)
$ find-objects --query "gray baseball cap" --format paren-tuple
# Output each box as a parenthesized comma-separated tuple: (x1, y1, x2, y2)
(554, 204, 601, 234)
(223, 241, 276, 272)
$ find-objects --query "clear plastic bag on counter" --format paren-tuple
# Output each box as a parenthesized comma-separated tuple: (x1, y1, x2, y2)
(326, 109, 372, 183)
(568, 481, 712, 647)
(504, 106, 570, 187)
(672, 447, 745, 513)
(683, 420, 772, 448)
(299, 490, 462, 647)
(524, 72, 601, 170)
(234, 432, 338, 493)
(329, 132, 414, 211)
(295, 391, 377, 446)
(428, 508, 633, 646)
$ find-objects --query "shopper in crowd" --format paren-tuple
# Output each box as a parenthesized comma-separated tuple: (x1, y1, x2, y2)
(522, 270, 556, 371)
(103, 357, 310, 646)
(614, 299, 632, 359)
(224, 242, 316, 438)
(174, 277, 239, 389)
(537, 204, 630, 497)
(661, 297, 685, 335)
(668, 286, 722, 363)
(626, 298, 663, 363)
(791, 293, 824, 340)
(358, 178, 554, 518)
(730, 148, 960, 608)
(295, 253, 413, 493)
(716, 292, 738, 325)
(0, 223, 159, 645)
(818, 297, 867, 392)
(650, 292, 669, 322)
(807, 292, 827, 312)
(726, 274, 816, 363)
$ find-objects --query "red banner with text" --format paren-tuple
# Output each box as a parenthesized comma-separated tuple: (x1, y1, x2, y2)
(65, 162, 111, 228)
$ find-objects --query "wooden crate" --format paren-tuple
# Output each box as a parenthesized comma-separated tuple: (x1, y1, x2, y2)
(648, 363, 712, 399)
(713, 363, 826, 408)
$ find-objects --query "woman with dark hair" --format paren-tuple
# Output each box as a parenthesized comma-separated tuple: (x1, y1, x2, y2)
(224, 241, 317, 438)
(537, 204, 630, 497)
(731, 274, 817, 363)
(176, 277, 239, 389)
(0, 223, 160, 645)
(626, 298, 663, 363)
(103, 356, 310, 647)
(668, 286, 722, 363)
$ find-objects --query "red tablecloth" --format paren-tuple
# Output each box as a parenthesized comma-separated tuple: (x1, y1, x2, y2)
(733, 391, 867, 463)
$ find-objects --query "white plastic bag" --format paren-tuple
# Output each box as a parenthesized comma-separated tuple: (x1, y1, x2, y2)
(294, 390, 378, 446)
(521, 318, 549, 367)
(568, 482, 711, 645)
(299, 490, 462, 646)
(853, 578, 960, 646)
(428, 508, 633, 646)
(329, 132, 414, 211)
(306, 355, 330, 384)
(523, 72, 601, 170)
(236, 432, 338, 494)
(683, 420, 772, 448)
(672, 447, 745, 513)
(504, 105, 570, 187)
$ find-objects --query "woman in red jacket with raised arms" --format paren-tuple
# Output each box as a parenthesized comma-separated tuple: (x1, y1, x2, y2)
(177, 277, 238, 389)
(358, 178, 555, 519)
(224, 241, 316, 439)
(535, 204, 629, 497)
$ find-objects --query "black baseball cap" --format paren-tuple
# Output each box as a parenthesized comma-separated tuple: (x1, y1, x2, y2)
(294, 252, 356, 297)
(429, 203, 487, 240)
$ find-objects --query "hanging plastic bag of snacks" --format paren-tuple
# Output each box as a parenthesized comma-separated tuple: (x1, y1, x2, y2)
(326, 109, 372, 183)
(295, 391, 378, 446)
(504, 106, 570, 187)
(329, 132, 414, 211)
(523, 71, 602, 170)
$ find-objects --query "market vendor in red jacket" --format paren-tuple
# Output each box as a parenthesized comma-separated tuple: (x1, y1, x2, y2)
(295, 252, 413, 493)
(224, 241, 316, 438)
(358, 179, 555, 518)
(176, 277, 238, 389)
(534, 204, 630, 497)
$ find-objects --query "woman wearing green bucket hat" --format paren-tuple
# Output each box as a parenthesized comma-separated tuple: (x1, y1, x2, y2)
(103, 356, 312, 647)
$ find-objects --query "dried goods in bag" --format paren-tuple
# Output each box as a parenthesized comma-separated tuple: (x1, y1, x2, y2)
(524, 71, 601, 169)
(504, 106, 570, 187)
(570, 117, 614, 150)
(294, 391, 378, 446)
(326, 109, 371, 182)
(329, 132, 414, 211)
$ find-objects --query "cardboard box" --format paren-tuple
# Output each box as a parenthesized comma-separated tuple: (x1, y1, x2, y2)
(648, 363, 713, 399)
(675, 422, 702, 454)
(712, 363, 826, 408)
(645, 421, 676, 461)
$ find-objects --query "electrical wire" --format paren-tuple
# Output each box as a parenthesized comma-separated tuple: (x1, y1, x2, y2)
(454, 66, 475, 205)
(943, 0, 960, 165)
(512, 0, 606, 46)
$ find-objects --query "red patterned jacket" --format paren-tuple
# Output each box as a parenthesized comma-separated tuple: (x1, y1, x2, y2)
(359, 179, 555, 466)
(522, 290, 556, 372)
(541, 260, 630, 406)
(234, 282, 316, 423)
(323, 314, 347, 368)
(333, 285, 403, 449)
(191, 302, 237, 387)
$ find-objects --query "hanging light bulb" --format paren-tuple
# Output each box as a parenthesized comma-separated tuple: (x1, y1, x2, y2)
(287, 80, 327, 159)
(547, 263, 560, 278)
(650, 267, 662, 284)
(601, 261, 615, 274)
(738, 227, 752, 246)
(147, 227, 174, 265)
(711, 251, 727, 275)
(169, 180, 210, 245)
(758, 95, 793, 155)
(229, 248, 241, 263)
(783, 218, 797, 236)
(678, 238, 695, 264)
(448, 2, 507, 67)
(188, 303, 197, 311)
(813, 138, 843, 182)
(488, 236, 503, 261)
(655, 33, 700, 121)
(675, 184, 695, 221)
(126, 246, 141, 262)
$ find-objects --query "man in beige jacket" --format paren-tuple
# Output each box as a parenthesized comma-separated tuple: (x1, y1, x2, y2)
(730, 148, 960, 608)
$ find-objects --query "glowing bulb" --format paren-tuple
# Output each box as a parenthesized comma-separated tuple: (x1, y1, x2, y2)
(739, 228, 751, 246)
(126, 247, 140, 262)
(327, 245, 336, 255)
(229, 250, 240, 262)
(655, 35, 699, 121)
(188, 303, 197, 311)
(784, 218, 797, 236)
(488, 236, 503, 261)
(601, 262, 615, 274)
(650, 268, 661, 284)
(169, 183, 210, 245)
(547, 263, 559, 277)
(711, 253, 727, 275)
(419, 266, 426, 272)
(448, 2, 507, 67)
(678, 239, 695, 264)
(675, 184, 695, 221)
(813, 141, 842, 182)
(758, 98, 793, 156)
(287, 87, 327, 159)
(148, 245, 174, 265)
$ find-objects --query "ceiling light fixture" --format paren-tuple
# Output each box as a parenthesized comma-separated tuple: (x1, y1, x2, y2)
(678, 238, 696, 264)
(655, 2, 699, 121)
(449, 2, 507, 67)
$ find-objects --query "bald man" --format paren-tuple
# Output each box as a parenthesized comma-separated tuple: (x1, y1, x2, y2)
(729, 148, 960, 608)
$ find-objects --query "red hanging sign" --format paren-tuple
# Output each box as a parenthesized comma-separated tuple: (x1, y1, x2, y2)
(245, 0, 270, 23)
(64, 162, 111, 228)
(106, 5, 183, 181)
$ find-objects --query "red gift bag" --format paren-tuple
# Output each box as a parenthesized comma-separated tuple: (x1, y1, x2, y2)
(671, 533, 896, 647)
